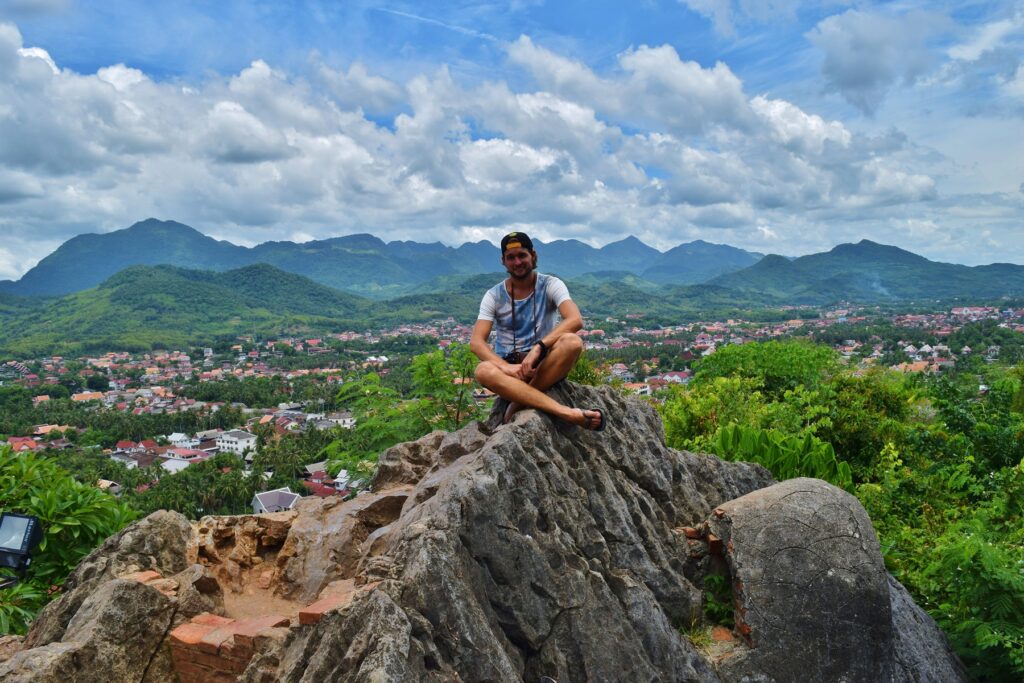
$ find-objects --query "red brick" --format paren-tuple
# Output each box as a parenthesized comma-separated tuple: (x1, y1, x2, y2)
(169, 622, 218, 647)
(198, 624, 239, 654)
(299, 581, 380, 625)
(169, 659, 216, 683)
(172, 659, 236, 683)
(173, 648, 248, 674)
(120, 570, 162, 583)
(299, 593, 351, 625)
(682, 526, 701, 539)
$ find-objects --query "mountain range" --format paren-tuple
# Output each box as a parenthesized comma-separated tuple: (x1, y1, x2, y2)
(0, 219, 763, 298)
(1, 218, 1023, 356)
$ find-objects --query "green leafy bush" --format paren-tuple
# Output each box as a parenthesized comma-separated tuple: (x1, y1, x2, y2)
(710, 423, 853, 491)
(0, 447, 137, 633)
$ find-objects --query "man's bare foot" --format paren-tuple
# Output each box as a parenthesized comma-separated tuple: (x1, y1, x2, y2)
(567, 408, 605, 431)
(503, 400, 523, 424)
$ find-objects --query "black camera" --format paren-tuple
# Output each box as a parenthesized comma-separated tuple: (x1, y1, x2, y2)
(503, 350, 526, 364)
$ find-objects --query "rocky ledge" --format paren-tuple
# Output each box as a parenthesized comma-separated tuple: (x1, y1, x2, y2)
(0, 383, 968, 682)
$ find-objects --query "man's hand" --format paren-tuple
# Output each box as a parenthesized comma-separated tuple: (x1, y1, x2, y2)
(499, 362, 528, 381)
(519, 345, 543, 380)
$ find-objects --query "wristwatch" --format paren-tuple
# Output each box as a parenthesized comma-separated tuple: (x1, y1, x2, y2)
(536, 340, 548, 353)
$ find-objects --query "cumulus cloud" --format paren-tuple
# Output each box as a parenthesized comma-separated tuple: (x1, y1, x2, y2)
(318, 61, 405, 114)
(508, 36, 753, 136)
(807, 10, 948, 114)
(2, 18, 1015, 274)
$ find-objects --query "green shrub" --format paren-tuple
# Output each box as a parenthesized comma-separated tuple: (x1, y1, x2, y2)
(711, 423, 853, 491)
(0, 447, 137, 633)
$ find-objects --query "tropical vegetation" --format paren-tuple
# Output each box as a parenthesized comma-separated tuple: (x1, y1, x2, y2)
(658, 340, 1023, 680)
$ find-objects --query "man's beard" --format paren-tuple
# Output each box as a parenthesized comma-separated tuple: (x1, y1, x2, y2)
(506, 263, 536, 282)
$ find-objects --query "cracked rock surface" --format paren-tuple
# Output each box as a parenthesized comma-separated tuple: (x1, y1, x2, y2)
(707, 478, 968, 683)
(2, 383, 967, 682)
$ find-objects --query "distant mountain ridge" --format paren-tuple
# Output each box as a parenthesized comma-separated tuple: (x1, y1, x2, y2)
(0, 218, 762, 297)
(711, 239, 1024, 303)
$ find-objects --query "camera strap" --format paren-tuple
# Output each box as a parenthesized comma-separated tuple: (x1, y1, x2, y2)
(507, 276, 539, 357)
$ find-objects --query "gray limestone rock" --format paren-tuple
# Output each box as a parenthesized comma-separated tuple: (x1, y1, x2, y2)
(0, 579, 176, 682)
(888, 574, 972, 682)
(264, 383, 773, 682)
(707, 478, 968, 683)
(25, 509, 191, 648)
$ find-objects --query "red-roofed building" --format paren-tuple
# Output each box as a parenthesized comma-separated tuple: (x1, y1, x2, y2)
(7, 436, 38, 452)
(301, 480, 340, 498)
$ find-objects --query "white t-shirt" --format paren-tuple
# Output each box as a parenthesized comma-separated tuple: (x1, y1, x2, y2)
(477, 273, 571, 357)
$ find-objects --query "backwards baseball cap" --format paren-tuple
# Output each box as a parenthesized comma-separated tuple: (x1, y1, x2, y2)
(500, 231, 534, 254)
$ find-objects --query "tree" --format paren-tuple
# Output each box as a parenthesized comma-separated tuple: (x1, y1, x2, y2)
(694, 340, 838, 398)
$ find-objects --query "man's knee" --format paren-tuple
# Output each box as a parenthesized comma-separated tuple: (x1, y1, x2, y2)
(555, 332, 583, 355)
(475, 360, 498, 384)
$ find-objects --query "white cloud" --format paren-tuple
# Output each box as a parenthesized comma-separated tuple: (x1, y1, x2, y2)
(318, 61, 405, 114)
(751, 96, 850, 154)
(807, 10, 947, 114)
(508, 36, 752, 136)
(97, 64, 147, 91)
(948, 14, 1022, 62)
(1, 19, 1017, 274)
(202, 100, 294, 164)
(678, 0, 805, 37)
(16, 46, 57, 73)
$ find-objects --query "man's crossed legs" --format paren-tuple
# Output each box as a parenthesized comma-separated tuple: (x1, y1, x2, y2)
(474, 332, 604, 430)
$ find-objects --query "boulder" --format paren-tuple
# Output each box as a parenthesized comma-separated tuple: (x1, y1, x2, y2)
(246, 383, 774, 682)
(0, 579, 175, 682)
(705, 477, 968, 683)
(26, 509, 192, 647)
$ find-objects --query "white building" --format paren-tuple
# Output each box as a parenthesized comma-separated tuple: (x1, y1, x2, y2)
(160, 448, 212, 474)
(252, 487, 301, 514)
(326, 410, 356, 429)
(217, 430, 258, 455)
(167, 432, 199, 449)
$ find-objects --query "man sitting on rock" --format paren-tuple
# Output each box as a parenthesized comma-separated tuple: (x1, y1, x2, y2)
(471, 231, 605, 431)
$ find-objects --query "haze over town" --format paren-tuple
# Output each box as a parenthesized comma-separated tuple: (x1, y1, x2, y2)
(0, 0, 1022, 279)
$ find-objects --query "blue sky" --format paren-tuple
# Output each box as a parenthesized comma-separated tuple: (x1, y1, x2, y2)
(0, 0, 1022, 278)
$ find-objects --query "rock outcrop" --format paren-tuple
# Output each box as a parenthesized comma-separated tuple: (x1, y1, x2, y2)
(0, 383, 968, 682)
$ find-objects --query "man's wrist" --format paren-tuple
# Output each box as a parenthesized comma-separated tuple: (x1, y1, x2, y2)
(536, 340, 548, 353)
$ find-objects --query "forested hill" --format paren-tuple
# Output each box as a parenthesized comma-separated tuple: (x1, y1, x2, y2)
(711, 240, 1024, 302)
(0, 264, 372, 357)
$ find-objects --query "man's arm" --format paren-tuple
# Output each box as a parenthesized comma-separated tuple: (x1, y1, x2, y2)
(470, 319, 501, 364)
(520, 299, 583, 376)
(540, 299, 583, 347)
